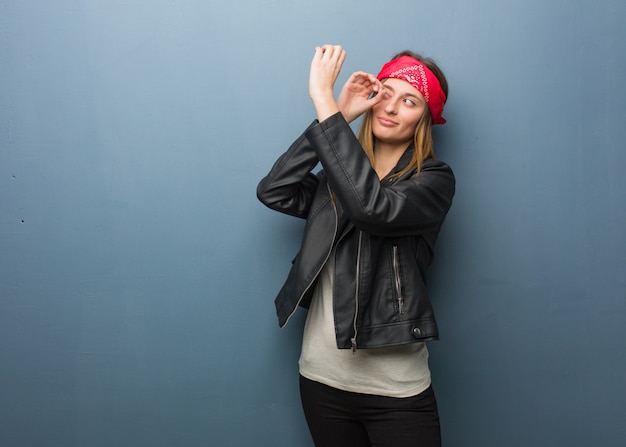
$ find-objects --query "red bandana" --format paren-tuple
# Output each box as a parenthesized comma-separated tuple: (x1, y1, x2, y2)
(377, 55, 447, 125)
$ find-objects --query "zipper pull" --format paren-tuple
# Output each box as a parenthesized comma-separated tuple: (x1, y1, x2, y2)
(351, 338, 357, 353)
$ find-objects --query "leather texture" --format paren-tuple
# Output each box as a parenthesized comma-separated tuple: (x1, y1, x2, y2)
(257, 112, 455, 349)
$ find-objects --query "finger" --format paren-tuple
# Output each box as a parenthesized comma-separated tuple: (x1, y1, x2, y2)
(336, 46, 346, 63)
(323, 44, 343, 63)
(320, 44, 335, 58)
(313, 46, 324, 61)
(350, 71, 375, 87)
(348, 72, 364, 85)
(356, 76, 376, 93)
(365, 73, 379, 85)
(369, 84, 388, 103)
(371, 77, 384, 93)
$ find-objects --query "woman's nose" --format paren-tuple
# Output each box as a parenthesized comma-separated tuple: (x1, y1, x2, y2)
(384, 99, 398, 115)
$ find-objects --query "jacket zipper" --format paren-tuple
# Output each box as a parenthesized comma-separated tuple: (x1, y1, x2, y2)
(351, 231, 364, 352)
(392, 245, 405, 315)
(281, 183, 339, 327)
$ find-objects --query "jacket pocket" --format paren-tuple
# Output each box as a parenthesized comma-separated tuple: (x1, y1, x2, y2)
(392, 245, 405, 315)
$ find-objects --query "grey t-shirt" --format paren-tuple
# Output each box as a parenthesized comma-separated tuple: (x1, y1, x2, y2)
(299, 250, 432, 398)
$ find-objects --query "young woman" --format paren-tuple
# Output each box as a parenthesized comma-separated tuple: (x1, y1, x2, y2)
(257, 45, 455, 447)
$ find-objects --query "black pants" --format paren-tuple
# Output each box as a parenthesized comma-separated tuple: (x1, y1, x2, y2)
(299, 375, 441, 447)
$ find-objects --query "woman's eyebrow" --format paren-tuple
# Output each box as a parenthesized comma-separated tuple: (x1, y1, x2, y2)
(406, 92, 424, 101)
(383, 83, 423, 100)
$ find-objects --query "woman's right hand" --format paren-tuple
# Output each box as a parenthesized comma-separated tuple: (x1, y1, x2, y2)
(309, 45, 346, 122)
(337, 71, 386, 123)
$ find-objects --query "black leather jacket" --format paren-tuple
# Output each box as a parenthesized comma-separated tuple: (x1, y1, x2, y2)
(257, 112, 455, 350)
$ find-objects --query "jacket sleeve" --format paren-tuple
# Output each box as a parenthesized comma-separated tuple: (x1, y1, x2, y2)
(256, 121, 322, 219)
(304, 112, 455, 237)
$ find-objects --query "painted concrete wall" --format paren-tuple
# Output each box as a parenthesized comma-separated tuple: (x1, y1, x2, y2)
(1, 1, 625, 445)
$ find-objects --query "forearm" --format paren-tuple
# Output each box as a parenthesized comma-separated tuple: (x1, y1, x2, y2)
(305, 113, 455, 235)
(257, 123, 321, 218)
(311, 92, 340, 123)
(305, 112, 381, 216)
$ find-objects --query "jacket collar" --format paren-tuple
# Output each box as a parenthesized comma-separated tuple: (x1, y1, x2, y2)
(382, 144, 415, 181)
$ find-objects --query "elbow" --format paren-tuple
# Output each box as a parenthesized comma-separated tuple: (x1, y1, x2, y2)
(256, 178, 272, 206)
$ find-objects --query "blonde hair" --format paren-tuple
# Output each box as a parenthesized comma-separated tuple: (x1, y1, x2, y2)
(357, 51, 447, 177)
(357, 107, 434, 178)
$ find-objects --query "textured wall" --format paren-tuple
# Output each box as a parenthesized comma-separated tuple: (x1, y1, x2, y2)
(1, 1, 625, 446)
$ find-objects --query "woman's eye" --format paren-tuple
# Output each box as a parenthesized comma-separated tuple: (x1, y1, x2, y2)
(403, 98, 416, 106)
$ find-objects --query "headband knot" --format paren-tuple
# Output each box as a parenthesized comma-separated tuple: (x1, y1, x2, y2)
(377, 55, 447, 125)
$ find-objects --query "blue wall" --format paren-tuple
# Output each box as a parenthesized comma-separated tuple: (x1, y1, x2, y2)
(1, 1, 625, 446)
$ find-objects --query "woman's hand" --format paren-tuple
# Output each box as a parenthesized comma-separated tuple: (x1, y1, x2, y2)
(337, 71, 386, 123)
(309, 45, 346, 122)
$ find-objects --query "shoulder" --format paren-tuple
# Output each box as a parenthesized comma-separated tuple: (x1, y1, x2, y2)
(404, 159, 455, 199)
(422, 158, 453, 173)
(415, 158, 455, 183)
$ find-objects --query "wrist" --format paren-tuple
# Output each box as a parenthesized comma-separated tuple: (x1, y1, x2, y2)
(312, 95, 339, 122)
(309, 86, 334, 102)
(338, 108, 357, 123)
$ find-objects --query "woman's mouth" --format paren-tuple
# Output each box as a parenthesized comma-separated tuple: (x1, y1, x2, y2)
(377, 117, 397, 127)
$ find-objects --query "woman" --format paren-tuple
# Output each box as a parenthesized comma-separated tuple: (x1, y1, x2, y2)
(257, 45, 455, 447)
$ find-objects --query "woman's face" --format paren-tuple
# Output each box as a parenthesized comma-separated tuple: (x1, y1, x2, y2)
(371, 78, 427, 148)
